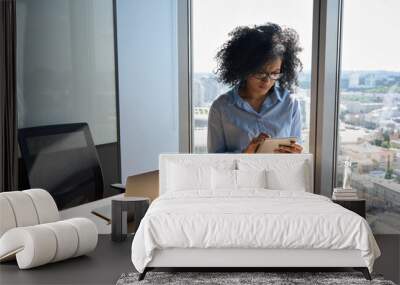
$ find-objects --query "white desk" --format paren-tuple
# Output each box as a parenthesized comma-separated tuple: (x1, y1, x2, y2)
(60, 194, 123, 234)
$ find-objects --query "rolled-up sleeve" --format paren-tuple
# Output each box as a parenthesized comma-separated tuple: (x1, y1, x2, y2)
(207, 103, 226, 153)
(290, 98, 302, 143)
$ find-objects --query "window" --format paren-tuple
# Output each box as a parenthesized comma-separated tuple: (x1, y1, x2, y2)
(16, 0, 120, 198)
(191, 0, 314, 153)
(335, 0, 400, 234)
(16, 0, 117, 145)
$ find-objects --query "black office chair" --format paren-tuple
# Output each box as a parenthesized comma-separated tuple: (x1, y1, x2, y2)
(18, 123, 121, 209)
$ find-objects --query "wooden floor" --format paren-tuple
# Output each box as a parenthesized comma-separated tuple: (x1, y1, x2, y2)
(1, 234, 398, 284)
(0, 235, 134, 285)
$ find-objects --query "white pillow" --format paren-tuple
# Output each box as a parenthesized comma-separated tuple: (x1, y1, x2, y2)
(266, 162, 308, 191)
(237, 156, 311, 192)
(211, 168, 236, 190)
(236, 169, 267, 189)
(166, 159, 236, 192)
(167, 162, 211, 191)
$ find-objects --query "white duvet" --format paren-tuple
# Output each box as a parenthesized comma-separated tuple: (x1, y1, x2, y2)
(131, 190, 380, 273)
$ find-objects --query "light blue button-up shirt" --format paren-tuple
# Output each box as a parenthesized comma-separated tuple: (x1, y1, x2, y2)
(207, 84, 302, 153)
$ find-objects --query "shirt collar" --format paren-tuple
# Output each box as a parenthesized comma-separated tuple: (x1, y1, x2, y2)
(230, 85, 255, 114)
(273, 84, 284, 102)
(231, 85, 243, 106)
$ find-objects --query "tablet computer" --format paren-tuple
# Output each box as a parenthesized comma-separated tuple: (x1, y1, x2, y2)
(256, 137, 297, 153)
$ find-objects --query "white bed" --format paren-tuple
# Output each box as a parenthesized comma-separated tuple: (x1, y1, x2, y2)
(131, 154, 380, 280)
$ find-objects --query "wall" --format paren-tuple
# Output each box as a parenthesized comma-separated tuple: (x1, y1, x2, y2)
(116, 0, 179, 183)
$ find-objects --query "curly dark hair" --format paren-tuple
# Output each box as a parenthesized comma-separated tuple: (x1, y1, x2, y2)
(215, 23, 303, 93)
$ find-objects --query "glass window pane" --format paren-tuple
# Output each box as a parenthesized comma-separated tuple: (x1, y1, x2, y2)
(16, 0, 117, 145)
(192, 0, 313, 153)
(336, 0, 400, 234)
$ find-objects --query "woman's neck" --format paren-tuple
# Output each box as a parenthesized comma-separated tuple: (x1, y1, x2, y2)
(239, 87, 262, 100)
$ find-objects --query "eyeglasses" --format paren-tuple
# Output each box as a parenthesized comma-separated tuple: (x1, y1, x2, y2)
(252, 71, 283, 81)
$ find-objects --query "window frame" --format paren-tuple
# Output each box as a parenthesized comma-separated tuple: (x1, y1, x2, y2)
(177, 0, 192, 153)
(312, 0, 343, 196)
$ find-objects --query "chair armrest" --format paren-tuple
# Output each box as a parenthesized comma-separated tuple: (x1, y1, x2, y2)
(0, 218, 98, 269)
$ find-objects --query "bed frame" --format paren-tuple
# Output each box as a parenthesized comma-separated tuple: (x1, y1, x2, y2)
(138, 154, 372, 281)
(139, 248, 371, 280)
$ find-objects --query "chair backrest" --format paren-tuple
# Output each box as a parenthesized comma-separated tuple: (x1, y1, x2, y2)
(159, 153, 314, 195)
(0, 189, 60, 237)
(18, 123, 104, 209)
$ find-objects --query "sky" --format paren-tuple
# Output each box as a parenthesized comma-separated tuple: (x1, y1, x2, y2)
(192, 0, 400, 73)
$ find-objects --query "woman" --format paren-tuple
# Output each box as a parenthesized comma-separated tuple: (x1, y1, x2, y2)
(207, 23, 303, 154)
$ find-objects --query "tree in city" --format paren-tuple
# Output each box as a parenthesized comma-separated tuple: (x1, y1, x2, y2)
(384, 157, 393, 179)
(385, 168, 394, 179)
(383, 130, 391, 143)
(382, 141, 391, 149)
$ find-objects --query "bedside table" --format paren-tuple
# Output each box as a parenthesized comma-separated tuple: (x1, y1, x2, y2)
(111, 197, 150, 242)
(332, 199, 366, 218)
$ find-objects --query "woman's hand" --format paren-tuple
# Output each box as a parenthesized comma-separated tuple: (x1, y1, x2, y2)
(243, 133, 270, 153)
(274, 139, 303, 153)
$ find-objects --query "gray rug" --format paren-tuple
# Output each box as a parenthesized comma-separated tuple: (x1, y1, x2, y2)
(116, 271, 396, 285)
